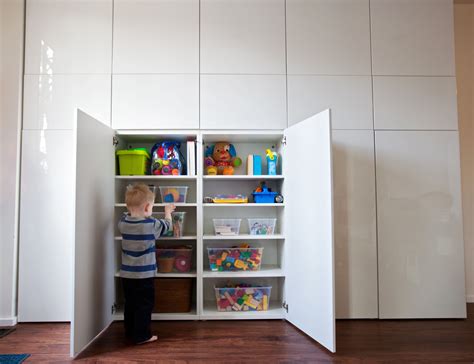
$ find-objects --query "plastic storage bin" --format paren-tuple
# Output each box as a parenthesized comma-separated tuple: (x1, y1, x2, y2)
(156, 246, 193, 273)
(154, 212, 187, 238)
(207, 247, 263, 271)
(247, 218, 277, 235)
(153, 278, 192, 313)
(117, 149, 150, 175)
(159, 186, 189, 203)
(213, 218, 241, 235)
(215, 284, 272, 312)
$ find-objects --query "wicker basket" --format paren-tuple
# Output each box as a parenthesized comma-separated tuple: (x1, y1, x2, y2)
(153, 278, 192, 313)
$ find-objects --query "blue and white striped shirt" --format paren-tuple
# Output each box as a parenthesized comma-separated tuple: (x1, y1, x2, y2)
(118, 214, 171, 279)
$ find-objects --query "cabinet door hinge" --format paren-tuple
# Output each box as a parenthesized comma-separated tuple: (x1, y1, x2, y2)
(111, 303, 118, 315)
(113, 136, 119, 147)
(281, 136, 287, 146)
(282, 301, 288, 313)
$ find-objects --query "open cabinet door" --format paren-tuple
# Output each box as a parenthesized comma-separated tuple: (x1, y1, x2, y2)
(71, 110, 115, 357)
(284, 109, 336, 352)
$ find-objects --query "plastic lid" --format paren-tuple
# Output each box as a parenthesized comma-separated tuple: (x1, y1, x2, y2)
(116, 149, 150, 158)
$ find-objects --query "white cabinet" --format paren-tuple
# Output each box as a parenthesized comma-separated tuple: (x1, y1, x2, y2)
(18, 130, 74, 322)
(25, 0, 112, 74)
(200, 0, 285, 74)
(332, 130, 377, 318)
(373, 76, 458, 130)
(371, 0, 455, 76)
(70, 110, 336, 357)
(112, 75, 199, 130)
(376, 131, 466, 318)
(200, 75, 287, 129)
(23, 74, 111, 130)
(286, 0, 371, 75)
(113, 0, 199, 74)
(288, 75, 373, 129)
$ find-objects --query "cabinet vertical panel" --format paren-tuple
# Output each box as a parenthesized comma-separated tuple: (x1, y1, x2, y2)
(113, 0, 199, 73)
(288, 75, 373, 129)
(112, 74, 199, 129)
(23, 74, 111, 130)
(25, 0, 112, 74)
(376, 131, 466, 318)
(200, 75, 287, 129)
(287, 0, 371, 75)
(371, 0, 455, 76)
(200, 0, 286, 74)
(333, 130, 377, 318)
(18, 130, 74, 321)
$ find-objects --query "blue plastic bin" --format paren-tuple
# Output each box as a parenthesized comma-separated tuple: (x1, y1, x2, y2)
(252, 189, 277, 203)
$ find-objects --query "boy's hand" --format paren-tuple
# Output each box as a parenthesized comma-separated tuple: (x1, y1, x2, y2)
(164, 204, 176, 219)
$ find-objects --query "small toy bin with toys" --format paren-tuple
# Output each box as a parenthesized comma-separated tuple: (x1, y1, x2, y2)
(247, 218, 277, 235)
(159, 186, 189, 203)
(215, 283, 272, 312)
(207, 245, 264, 271)
(151, 141, 185, 176)
(156, 246, 193, 273)
(116, 148, 150, 175)
(154, 211, 187, 238)
(213, 218, 241, 235)
(252, 182, 278, 203)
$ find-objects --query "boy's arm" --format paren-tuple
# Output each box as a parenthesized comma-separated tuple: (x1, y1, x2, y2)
(152, 217, 172, 238)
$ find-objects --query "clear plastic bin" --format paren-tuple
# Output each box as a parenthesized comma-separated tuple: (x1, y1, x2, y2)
(156, 246, 193, 273)
(159, 186, 189, 203)
(215, 285, 272, 312)
(207, 247, 264, 271)
(213, 218, 241, 235)
(247, 218, 277, 235)
(154, 212, 187, 238)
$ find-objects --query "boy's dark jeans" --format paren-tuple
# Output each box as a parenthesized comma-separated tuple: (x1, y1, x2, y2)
(122, 277, 155, 343)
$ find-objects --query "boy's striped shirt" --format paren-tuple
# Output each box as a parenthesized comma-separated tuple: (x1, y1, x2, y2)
(118, 214, 171, 279)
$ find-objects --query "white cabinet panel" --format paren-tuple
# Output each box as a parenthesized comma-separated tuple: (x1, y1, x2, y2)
(288, 75, 373, 129)
(200, 75, 286, 129)
(373, 77, 458, 130)
(332, 130, 377, 318)
(200, 0, 285, 74)
(376, 131, 466, 318)
(23, 74, 111, 130)
(112, 75, 199, 129)
(113, 0, 198, 73)
(371, 0, 455, 76)
(25, 0, 112, 74)
(287, 0, 371, 75)
(18, 130, 74, 321)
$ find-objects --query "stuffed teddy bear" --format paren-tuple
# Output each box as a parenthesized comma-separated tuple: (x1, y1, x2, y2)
(204, 142, 242, 175)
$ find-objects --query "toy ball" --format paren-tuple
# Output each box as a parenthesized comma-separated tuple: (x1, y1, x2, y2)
(233, 157, 242, 167)
(162, 165, 172, 175)
(156, 159, 163, 169)
(175, 255, 191, 272)
(162, 160, 170, 166)
(223, 166, 234, 175)
(207, 166, 218, 175)
(171, 169, 179, 175)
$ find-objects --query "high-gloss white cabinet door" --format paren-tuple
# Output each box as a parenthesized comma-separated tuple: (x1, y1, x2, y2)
(287, 0, 371, 75)
(18, 130, 74, 321)
(376, 131, 466, 318)
(200, 0, 285, 74)
(332, 130, 378, 318)
(112, 75, 199, 129)
(200, 75, 287, 129)
(25, 0, 112, 74)
(373, 77, 458, 130)
(371, 0, 455, 76)
(288, 76, 373, 129)
(113, 0, 198, 73)
(23, 74, 111, 130)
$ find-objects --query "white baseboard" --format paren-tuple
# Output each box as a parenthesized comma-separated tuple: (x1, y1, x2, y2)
(0, 317, 18, 326)
(466, 295, 474, 303)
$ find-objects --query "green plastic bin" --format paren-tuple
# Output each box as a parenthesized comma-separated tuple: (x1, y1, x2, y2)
(117, 149, 150, 175)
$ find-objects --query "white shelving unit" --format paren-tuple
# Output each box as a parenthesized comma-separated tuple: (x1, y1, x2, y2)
(71, 109, 336, 356)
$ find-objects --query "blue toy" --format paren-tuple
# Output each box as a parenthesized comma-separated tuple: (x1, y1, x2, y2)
(266, 149, 278, 175)
(252, 182, 278, 203)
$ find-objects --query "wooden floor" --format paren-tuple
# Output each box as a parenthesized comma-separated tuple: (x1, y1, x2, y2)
(1, 304, 473, 363)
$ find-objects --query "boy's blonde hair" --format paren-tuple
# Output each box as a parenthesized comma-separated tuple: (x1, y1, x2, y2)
(125, 183, 155, 209)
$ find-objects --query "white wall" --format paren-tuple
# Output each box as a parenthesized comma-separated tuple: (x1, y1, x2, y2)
(0, 0, 24, 326)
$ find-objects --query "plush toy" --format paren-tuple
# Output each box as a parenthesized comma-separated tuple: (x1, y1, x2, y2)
(204, 142, 242, 175)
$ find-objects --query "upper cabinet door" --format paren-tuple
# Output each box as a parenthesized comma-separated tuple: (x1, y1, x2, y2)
(25, 0, 112, 74)
(71, 110, 115, 357)
(113, 0, 199, 74)
(200, 0, 286, 74)
(287, 0, 371, 75)
(200, 75, 287, 129)
(112, 74, 199, 129)
(284, 110, 336, 352)
(371, 0, 455, 76)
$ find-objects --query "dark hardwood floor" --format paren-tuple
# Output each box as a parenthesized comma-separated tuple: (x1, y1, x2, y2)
(1, 304, 473, 363)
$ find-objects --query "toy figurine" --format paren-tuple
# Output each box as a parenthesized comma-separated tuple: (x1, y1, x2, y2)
(204, 142, 242, 175)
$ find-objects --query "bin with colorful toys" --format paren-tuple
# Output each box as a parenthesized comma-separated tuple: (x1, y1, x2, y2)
(215, 283, 271, 312)
(207, 244, 263, 271)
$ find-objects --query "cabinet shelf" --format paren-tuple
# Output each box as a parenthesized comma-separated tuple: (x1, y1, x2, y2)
(115, 175, 197, 180)
(203, 234, 285, 240)
(115, 271, 197, 278)
(114, 310, 198, 321)
(203, 265, 284, 278)
(203, 175, 284, 181)
(115, 236, 197, 241)
(115, 203, 197, 207)
(201, 302, 285, 320)
(203, 203, 285, 207)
